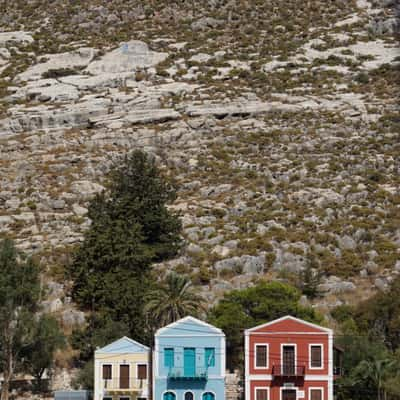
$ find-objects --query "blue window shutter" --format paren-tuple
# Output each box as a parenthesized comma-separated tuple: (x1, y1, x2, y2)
(184, 348, 196, 377)
(164, 348, 174, 367)
(205, 348, 215, 367)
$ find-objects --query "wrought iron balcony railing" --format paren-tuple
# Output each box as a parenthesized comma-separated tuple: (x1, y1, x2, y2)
(167, 367, 208, 380)
(272, 365, 305, 377)
(102, 378, 148, 391)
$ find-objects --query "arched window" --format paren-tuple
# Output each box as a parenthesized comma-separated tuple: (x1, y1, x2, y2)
(185, 392, 194, 400)
(163, 392, 176, 400)
(202, 393, 215, 400)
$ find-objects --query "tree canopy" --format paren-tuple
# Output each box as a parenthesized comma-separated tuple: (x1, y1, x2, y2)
(333, 277, 400, 400)
(23, 315, 65, 392)
(0, 239, 41, 400)
(145, 273, 205, 330)
(208, 281, 323, 369)
(68, 150, 182, 340)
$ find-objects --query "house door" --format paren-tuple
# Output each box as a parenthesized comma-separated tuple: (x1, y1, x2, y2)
(120, 365, 130, 389)
(282, 390, 296, 400)
(184, 348, 196, 377)
(282, 346, 295, 375)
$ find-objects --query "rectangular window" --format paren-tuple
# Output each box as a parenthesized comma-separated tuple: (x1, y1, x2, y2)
(102, 364, 112, 380)
(137, 364, 147, 379)
(255, 344, 268, 368)
(164, 348, 174, 367)
(256, 388, 269, 400)
(205, 348, 215, 367)
(310, 389, 322, 400)
(310, 345, 323, 368)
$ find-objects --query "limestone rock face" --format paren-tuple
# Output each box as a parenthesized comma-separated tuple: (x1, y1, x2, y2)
(71, 180, 105, 199)
(191, 17, 223, 31)
(273, 249, 307, 273)
(214, 254, 266, 275)
(9, 79, 80, 102)
(61, 309, 85, 327)
(17, 47, 97, 82)
(318, 277, 356, 294)
(85, 40, 168, 74)
(0, 31, 34, 46)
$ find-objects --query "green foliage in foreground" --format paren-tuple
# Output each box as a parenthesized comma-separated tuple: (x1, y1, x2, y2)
(208, 281, 323, 369)
(0, 239, 41, 400)
(0, 239, 64, 400)
(333, 277, 400, 400)
(23, 315, 65, 392)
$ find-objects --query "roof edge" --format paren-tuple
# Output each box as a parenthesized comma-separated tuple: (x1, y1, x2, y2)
(244, 315, 333, 334)
(155, 316, 224, 336)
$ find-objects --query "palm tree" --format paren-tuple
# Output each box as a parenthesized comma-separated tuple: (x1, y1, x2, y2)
(353, 358, 397, 400)
(145, 273, 205, 329)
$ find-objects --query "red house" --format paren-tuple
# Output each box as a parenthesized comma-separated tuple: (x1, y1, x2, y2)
(244, 316, 334, 400)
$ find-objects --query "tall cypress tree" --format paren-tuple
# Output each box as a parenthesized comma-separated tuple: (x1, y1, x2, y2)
(68, 150, 182, 340)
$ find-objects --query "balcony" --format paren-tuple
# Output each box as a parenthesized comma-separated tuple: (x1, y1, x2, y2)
(272, 365, 305, 378)
(102, 378, 148, 393)
(167, 367, 208, 381)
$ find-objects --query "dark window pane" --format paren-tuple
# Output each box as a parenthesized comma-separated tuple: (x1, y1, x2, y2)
(310, 389, 322, 400)
(138, 364, 147, 379)
(256, 389, 268, 400)
(311, 346, 322, 368)
(102, 365, 112, 379)
(256, 345, 267, 367)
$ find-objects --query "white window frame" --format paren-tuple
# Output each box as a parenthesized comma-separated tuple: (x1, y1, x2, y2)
(309, 344, 324, 370)
(254, 386, 270, 400)
(254, 343, 269, 368)
(137, 362, 148, 380)
(280, 344, 297, 375)
(308, 387, 324, 400)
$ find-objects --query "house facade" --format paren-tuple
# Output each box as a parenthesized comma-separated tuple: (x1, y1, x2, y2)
(94, 336, 150, 400)
(154, 316, 226, 400)
(245, 316, 333, 400)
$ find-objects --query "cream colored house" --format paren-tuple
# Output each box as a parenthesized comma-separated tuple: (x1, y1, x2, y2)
(94, 337, 150, 400)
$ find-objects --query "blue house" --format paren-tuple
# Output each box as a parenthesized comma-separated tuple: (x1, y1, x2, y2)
(154, 316, 226, 400)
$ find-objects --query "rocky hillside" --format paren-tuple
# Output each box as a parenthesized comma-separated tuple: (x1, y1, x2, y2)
(0, 0, 399, 343)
